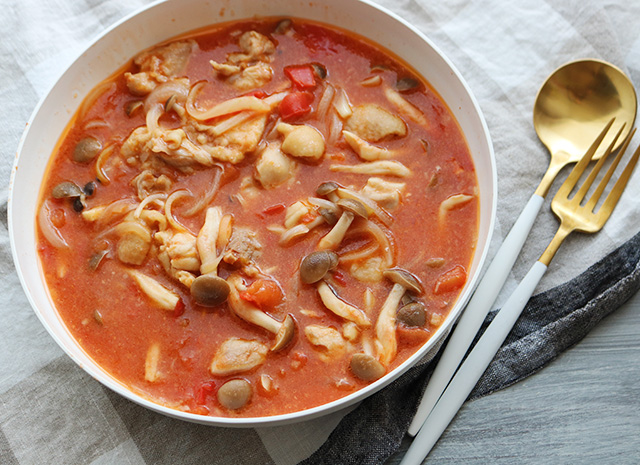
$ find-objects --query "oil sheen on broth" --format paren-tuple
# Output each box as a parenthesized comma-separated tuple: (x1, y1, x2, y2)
(37, 17, 478, 418)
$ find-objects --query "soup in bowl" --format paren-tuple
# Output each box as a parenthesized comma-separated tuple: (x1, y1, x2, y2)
(10, 0, 495, 426)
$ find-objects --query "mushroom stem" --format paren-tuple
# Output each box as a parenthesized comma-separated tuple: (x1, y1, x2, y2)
(375, 282, 405, 366)
(317, 211, 354, 250)
(317, 281, 371, 327)
(228, 275, 296, 351)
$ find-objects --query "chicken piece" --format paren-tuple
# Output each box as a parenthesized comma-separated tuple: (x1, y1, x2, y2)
(131, 170, 172, 200)
(342, 130, 392, 161)
(125, 40, 195, 96)
(223, 227, 262, 267)
(344, 104, 407, 142)
(277, 123, 325, 161)
(305, 325, 347, 362)
(349, 256, 385, 283)
(234, 31, 276, 61)
(210, 31, 276, 91)
(128, 270, 180, 311)
(121, 114, 267, 168)
(228, 62, 273, 91)
(330, 160, 411, 177)
(210, 338, 269, 376)
(255, 143, 297, 189)
(361, 177, 406, 210)
(155, 229, 199, 287)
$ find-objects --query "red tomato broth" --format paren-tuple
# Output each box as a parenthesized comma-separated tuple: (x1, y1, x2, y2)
(36, 17, 479, 418)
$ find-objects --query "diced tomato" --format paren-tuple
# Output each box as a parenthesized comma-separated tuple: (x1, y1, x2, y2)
(284, 65, 317, 89)
(300, 212, 317, 224)
(279, 91, 314, 121)
(173, 298, 185, 317)
(195, 381, 216, 405)
(291, 351, 308, 370)
(433, 265, 467, 295)
(239, 279, 284, 310)
(331, 269, 347, 286)
(397, 326, 430, 345)
(261, 203, 286, 216)
(243, 89, 267, 98)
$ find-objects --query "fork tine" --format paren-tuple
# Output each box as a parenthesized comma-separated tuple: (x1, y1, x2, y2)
(585, 128, 635, 212)
(573, 124, 626, 205)
(598, 135, 640, 222)
(555, 118, 615, 200)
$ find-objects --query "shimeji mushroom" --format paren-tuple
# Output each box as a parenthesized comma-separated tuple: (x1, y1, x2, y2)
(316, 181, 340, 202)
(227, 274, 296, 351)
(217, 379, 253, 410)
(299, 250, 339, 284)
(191, 207, 230, 306)
(317, 198, 368, 250)
(299, 250, 371, 327)
(375, 268, 423, 366)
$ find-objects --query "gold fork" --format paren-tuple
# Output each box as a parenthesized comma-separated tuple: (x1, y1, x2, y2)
(400, 118, 640, 465)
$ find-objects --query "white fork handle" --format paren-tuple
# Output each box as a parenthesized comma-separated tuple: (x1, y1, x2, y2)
(407, 194, 544, 436)
(400, 260, 548, 465)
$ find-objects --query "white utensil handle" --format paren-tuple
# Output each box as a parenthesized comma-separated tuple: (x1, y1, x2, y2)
(407, 194, 544, 436)
(400, 260, 548, 465)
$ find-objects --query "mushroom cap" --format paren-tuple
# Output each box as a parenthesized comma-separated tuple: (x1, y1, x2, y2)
(272, 314, 296, 351)
(300, 250, 339, 283)
(217, 379, 253, 410)
(350, 353, 386, 381)
(397, 302, 426, 327)
(52, 181, 84, 199)
(191, 274, 230, 306)
(336, 198, 369, 219)
(316, 181, 339, 197)
(73, 136, 102, 163)
(383, 268, 423, 294)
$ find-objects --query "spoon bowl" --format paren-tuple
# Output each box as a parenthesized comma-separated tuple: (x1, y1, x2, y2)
(533, 59, 637, 196)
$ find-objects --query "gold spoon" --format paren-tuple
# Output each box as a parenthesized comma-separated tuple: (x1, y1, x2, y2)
(533, 59, 637, 196)
(407, 59, 637, 437)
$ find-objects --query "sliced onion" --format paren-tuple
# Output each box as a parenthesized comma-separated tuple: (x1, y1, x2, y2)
(95, 144, 116, 185)
(316, 84, 335, 121)
(348, 222, 395, 267)
(186, 82, 270, 121)
(134, 193, 167, 219)
(38, 200, 68, 249)
(145, 104, 163, 133)
(333, 87, 353, 119)
(165, 189, 193, 233)
(144, 80, 190, 112)
(183, 165, 223, 217)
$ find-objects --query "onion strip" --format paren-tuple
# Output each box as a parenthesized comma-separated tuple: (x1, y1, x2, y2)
(165, 189, 193, 233)
(95, 144, 115, 185)
(134, 193, 167, 219)
(38, 200, 68, 249)
(183, 165, 223, 217)
(186, 82, 270, 121)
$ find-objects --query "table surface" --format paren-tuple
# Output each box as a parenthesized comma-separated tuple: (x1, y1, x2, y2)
(387, 289, 640, 464)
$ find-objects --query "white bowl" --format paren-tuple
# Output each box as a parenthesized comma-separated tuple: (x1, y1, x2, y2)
(9, 0, 496, 427)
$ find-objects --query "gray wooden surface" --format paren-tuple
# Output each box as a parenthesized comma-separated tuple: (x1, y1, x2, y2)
(387, 289, 640, 464)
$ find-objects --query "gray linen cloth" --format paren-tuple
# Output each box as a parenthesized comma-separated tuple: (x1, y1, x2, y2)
(1, 0, 639, 464)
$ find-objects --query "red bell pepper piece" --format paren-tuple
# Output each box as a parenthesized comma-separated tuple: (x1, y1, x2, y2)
(284, 65, 317, 89)
(279, 91, 314, 121)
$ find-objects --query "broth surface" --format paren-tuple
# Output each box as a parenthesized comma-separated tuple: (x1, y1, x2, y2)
(37, 18, 478, 417)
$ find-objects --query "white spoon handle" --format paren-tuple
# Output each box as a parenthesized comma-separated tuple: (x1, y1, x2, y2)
(400, 260, 548, 465)
(407, 193, 544, 436)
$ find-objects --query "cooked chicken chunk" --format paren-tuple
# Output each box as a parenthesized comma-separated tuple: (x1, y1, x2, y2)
(155, 229, 199, 287)
(223, 227, 262, 267)
(255, 143, 297, 189)
(121, 113, 267, 168)
(210, 31, 276, 90)
(305, 325, 347, 362)
(361, 177, 406, 210)
(210, 338, 269, 376)
(344, 104, 407, 142)
(125, 40, 195, 96)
